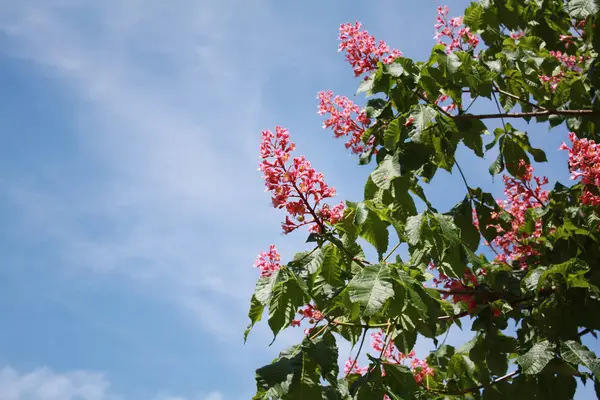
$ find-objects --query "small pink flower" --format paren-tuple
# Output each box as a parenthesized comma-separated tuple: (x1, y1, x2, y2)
(317, 90, 371, 154)
(560, 132, 600, 212)
(260, 126, 343, 233)
(434, 6, 480, 53)
(254, 245, 281, 277)
(338, 22, 403, 76)
(510, 31, 524, 40)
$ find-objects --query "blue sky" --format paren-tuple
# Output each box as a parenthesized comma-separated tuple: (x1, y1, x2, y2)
(0, 0, 597, 399)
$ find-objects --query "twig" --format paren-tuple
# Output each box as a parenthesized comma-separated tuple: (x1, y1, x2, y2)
(493, 84, 547, 111)
(434, 369, 519, 395)
(383, 242, 403, 262)
(345, 328, 368, 377)
(453, 109, 598, 120)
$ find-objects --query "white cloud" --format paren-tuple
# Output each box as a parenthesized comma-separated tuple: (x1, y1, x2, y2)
(0, 0, 337, 342)
(0, 366, 226, 400)
(0, 366, 114, 400)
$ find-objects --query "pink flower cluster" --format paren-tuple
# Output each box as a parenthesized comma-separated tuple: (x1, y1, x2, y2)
(338, 22, 403, 77)
(254, 245, 281, 277)
(489, 160, 549, 268)
(433, 268, 480, 313)
(539, 50, 588, 91)
(317, 90, 372, 154)
(560, 132, 600, 208)
(549, 50, 586, 72)
(344, 331, 434, 385)
(510, 31, 525, 40)
(260, 126, 345, 234)
(290, 304, 323, 328)
(435, 93, 457, 114)
(434, 5, 479, 54)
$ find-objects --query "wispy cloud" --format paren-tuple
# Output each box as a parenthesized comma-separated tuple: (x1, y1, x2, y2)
(0, 366, 114, 400)
(0, 365, 226, 400)
(0, 0, 338, 342)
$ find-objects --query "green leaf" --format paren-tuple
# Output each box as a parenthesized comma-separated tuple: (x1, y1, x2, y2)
(365, 98, 387, 119)
(348, 263, 395, 316)
(357, 73, 375, 95)
(320, 245, 344, 287)
(304, 333, 340, 382)
(371, 154, 401, 190)
(516, 340, 554, 374)
(458, 119, 487, 158)
(447, 354, 479, 388)
(383, 364, 419, 399)
(255, 270, 281, 304)
(405, 213, 426, 246)
(268, 275, 307, 337)
(383, 62, 405, 77)
(502, 136, 529, 177)
(384, 119, 401, 151)
(564, 0, 599, 19)
(464, 3, 484, 30)
(355, 203, 389, 257)
(448, 197, 480, 251)
(560, 341, 600, 376)
(446, 52, 463, 75)
(489, 150, 505, 176)
(409, 105, 437, 142)
(244, 295, 265, 342)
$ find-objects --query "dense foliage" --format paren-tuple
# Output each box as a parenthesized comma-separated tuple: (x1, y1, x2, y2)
(246, 0, 600, 398)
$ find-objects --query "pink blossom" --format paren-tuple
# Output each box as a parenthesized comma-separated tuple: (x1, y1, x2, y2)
(434, 5, 479, 53)
(369, 330, 434, 383)
(260, 126, 345, 233)
(344, 358, 369, 375)
(489, 160, 548, 268)
(317, 90, 371, 154)
(434, 93, 457, 114)
(560, 132, 600, 209)
(510, 31, 525, 40)
(338, 22, 403, 77)
(432, 266, 479, 312)
(253, 245, 281, 277)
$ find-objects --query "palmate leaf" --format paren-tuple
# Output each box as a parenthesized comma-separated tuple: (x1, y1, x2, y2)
(384, 119, 402, 151)
(244, 295, 265, 342)
(564, 0, 599, 19)
(560, 340, 600, 376)
(354, 202, 389, 258)
(383, 364, 419, 399)
(516, 340, 554, 374)
(348, 263, 395, 316)
(268, 272, 308, 338)
(371, 154, 401, 190)
(408, 105, 437, 142)
(405, 213, 426, 246)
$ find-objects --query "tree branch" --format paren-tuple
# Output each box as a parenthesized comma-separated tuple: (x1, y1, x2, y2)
(453, 109, 599, 120)
(434, 369, 519, 395)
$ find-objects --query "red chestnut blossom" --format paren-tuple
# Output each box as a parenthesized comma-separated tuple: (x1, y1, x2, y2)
(370, 330, 434, 383)
(549, 50, 586, 72)
(560, 132, 600, 208)
(539, 50, 588, 90)
(432, 268, 478, 312)
(344, 358, 369, 375)
(317, 90, 372, 154)
(510, 31, 525, 40)
(434, 5, 479, 53)
(435, 93, 457, 114)
(253, 245, 281, 277)
(338, 22, 403, 77)
(489, 160, 548, 268)
(259, 126, 345, 233)
(298, 304, 323, 323)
